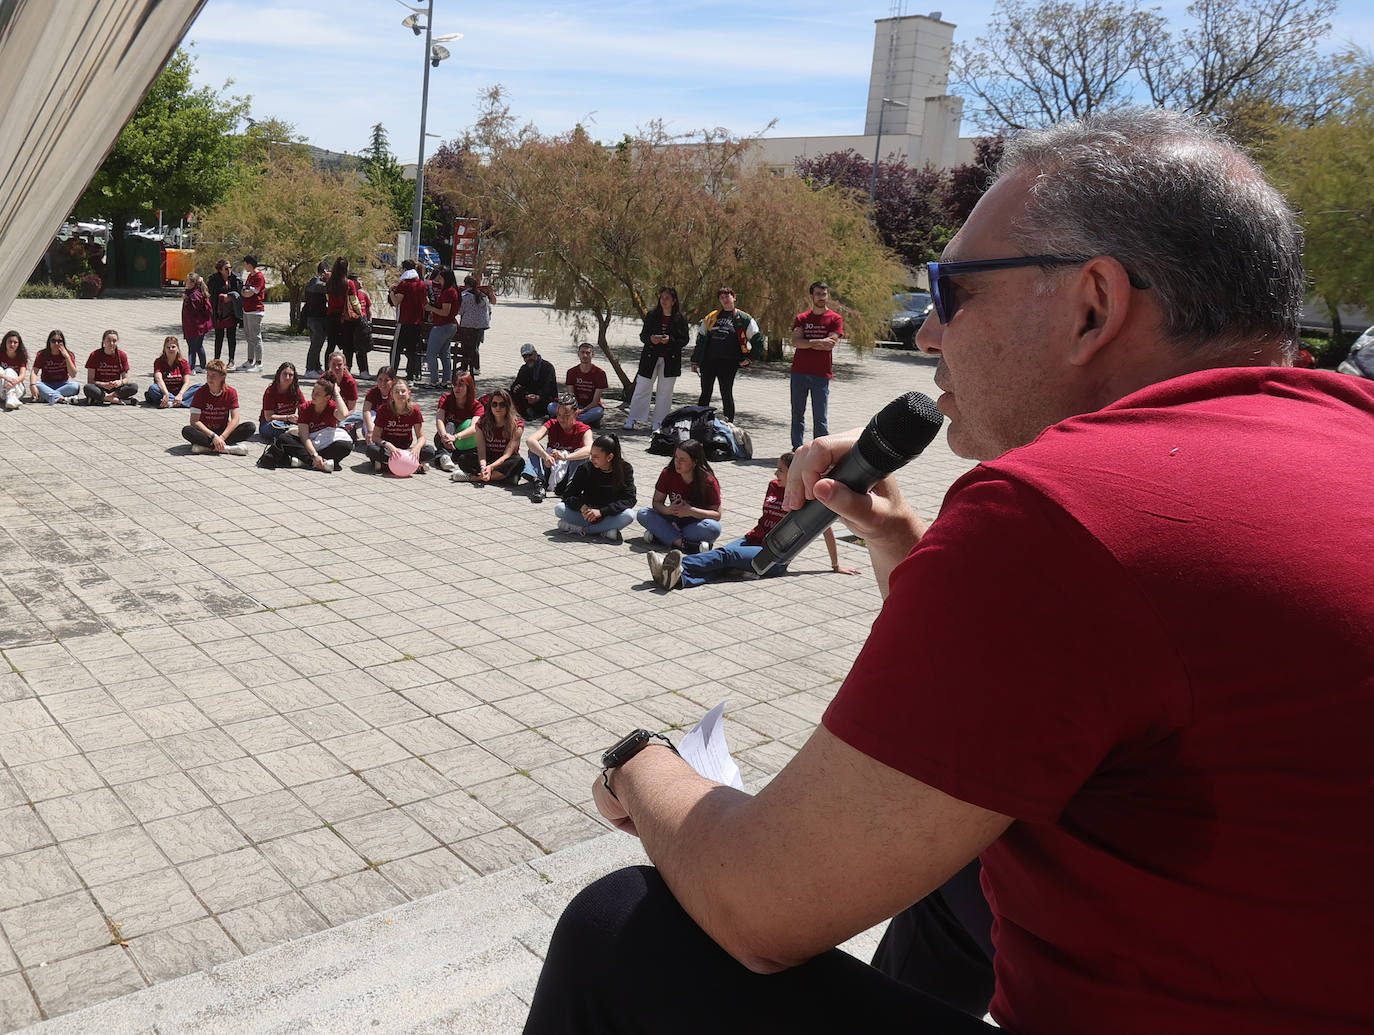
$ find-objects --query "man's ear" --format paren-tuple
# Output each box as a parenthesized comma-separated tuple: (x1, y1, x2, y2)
(1068, 257, 1136, 367)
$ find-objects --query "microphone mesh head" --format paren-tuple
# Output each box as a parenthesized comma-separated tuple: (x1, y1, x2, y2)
(860, 392, 945, 472)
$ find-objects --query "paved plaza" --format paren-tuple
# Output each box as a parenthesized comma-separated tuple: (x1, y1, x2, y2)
(0, 291, 973, 1031)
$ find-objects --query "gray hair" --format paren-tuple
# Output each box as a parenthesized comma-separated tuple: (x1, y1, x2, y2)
(995, 109, 1304, 359)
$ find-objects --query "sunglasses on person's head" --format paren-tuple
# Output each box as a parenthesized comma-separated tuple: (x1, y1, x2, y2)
(925, 254, 1151, 324)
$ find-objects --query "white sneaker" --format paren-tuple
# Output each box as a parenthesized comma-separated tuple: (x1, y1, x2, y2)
(193, 365, 205, 374)
(641, 528, 656, 545)
(4, 400, 18, 411)
(660, 549, 683, 589)
(191, 444, 212, 455)
(449, 471, 471, 482)
(235, 362, 251, 372)
(224, 443, 249, 455)
(437, 453, 455, 472)
(647, 551, 664, 581)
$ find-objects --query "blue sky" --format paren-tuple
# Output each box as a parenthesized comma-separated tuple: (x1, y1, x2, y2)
(184, 0, 1371, 159)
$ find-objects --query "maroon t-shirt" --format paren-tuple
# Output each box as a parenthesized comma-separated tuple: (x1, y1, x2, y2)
(261, 382, 305, 420)
(823, 368, 1374, 1035)
(34, 349, 71, 385)
(433, 286, 460, 327)
(374, 403, 422, 448)
(479, 418, 523, 459)
(654, 467, 721, 509)
(2, 343, 27, 371)
(392, 278, 429, 325)
(363, 385, 388, 413)
(332, 371, 359, 409)
(743, 479, 785, 546)
(154, 355, 192, 394)
(242, 270, 266, 313)
(190, 384, 239, 433)
(438, 392, 484, 426)
(791, 308, 842, 378)
(297, 400, 339, 434)
(85, 348, 129, 383)
(564, 364, 608, 408)
(542, 418, 590, 451)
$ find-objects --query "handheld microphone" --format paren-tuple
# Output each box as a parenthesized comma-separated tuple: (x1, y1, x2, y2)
(751, 391, 943, 575)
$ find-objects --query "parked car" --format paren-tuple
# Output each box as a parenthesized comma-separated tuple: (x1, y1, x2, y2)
(884, 291, 933, 348)
(1338, 326, 1374, 379)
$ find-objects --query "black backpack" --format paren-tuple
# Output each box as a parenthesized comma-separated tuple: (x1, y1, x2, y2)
(647, 404, 716, 455)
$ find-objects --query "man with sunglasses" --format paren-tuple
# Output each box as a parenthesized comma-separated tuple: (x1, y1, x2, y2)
(524, 110, 1374, 1035)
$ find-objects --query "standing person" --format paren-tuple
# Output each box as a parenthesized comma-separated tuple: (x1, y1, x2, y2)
(146, 337, 198, 408)
(556, 342, 607, 426)
(258, 362, 305, 441)
(424, 267, 460, 389)
(206, 258, 242, 366)
(239, 254, 266, 372)
(626, 286, 689, 431)
(691, 287, 761, 422)
(343, 364, 392, 442)
(28, 330, 79, 403)
(389, 260, 428, 381)
(281, 374, 352, 473)
(635, 439, 722, 552)
(647, 453, 859, 589)
(365, 377, 434, 474)
(347, 273, 372, 376)
(450, 387, 523, 485)
(553, 433, 637, 542)
(0, 331, 28, 411)
(523, 395, 593, 502)
(434, 369, 484, 473)
(455, 273, 494, 375)
(324, 257, 360, 369)
(181, 273, 213, 373)
(511, 343, 557, 421)
(302, 262, 329, 376)
(82, 329, 138, 405)
(789, 281, 842, 449)
(182, 359, 255, 455)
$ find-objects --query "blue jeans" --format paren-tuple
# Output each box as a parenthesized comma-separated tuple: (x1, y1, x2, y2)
(678, 537, 785, 588)
(523, 452, 586, 488)
(554, 503, 635, 535)
(35, 379, 79, 403)
(636, 508, 722, 548)
(547, 401, 604, 426)
(426, 324, 455, 385)
(185, 336, 207, 369)
(259, 420, 293, 441)
(146, 382, 200, 406)
(790, 372, 830, 449)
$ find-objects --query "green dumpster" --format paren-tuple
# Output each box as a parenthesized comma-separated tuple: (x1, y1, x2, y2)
(123, 235, 163, 288)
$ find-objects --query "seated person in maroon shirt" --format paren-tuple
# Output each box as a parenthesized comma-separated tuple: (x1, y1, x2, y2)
(81, 329, 138, 405)
(522, 395, 593, 501)
(551, 342, 608, 425)
(365, 377, 434, 474)
(146, 336, 197, 408)
(434, 369, 484, 473)
(647, 453, 859, 589)
(181, 359, 255, 455)
(343, 364, 392, 442)
(280, 374, 353, 473)
(450, 387, 524, 485)
(258, 362, 305, 440)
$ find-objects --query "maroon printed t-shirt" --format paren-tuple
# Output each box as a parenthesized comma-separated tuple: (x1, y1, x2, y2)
(479, 418, 522, 459)
(438, 392, 484, 426)
(822, 367, 1374, 1035)
(654, 467, 721, 510)
(433, 286, 460, 326)
(242, 270, 266, 313)
(2, 343, 27, 371)
(34, 350, 70, 385)
(363, 385, 389, 414)
(543, 418, 591, 452)
(154, 355, 192, 394)
(190, 384, 239, 433)
(85, 348, 129, 383)
(791, 308, 842, 378)
(374, 403, 422, 448)
(261, 382, 305, 419)
(564, 363, 608, 408)
(297, 400, 339, 434)
(743, 479, 785, 546)
(332, 370, 359, 409)
(392, 277, 428, 325)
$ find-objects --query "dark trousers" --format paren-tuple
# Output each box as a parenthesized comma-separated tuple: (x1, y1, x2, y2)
(455, 326, 484, 373)
(346, 323, 371, 375)
(523, 865, 997, 1035)
(325, 313, 351, 366)
(282, 435, 354, 467)
(213, 325, 237, 363)
(697, 361, 739, 421)
(392, 323, 425, 381)
(365, 442, 436, 465)
(181, 423, 256, 448)
(81, 383, 137, 404)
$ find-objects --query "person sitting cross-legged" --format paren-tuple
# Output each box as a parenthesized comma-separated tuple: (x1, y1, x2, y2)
(280, 374, 353, 473)
(181, 359, 256, 455)
(649, 452, 860, 589)
(523, 395, 592, 502)
(82, 329, 138, 405)
(553, 433, 637, 542)
(636, 439, 722, 552)
(365, 377, 434, 475)
(434, 369, 484, 474)
(450, 387, 524, 485)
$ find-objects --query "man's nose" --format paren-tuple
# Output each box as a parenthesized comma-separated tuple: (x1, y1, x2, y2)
(915, 313, 941, 356)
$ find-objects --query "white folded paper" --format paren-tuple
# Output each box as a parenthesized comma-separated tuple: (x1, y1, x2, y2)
(677, 701, 744, 790)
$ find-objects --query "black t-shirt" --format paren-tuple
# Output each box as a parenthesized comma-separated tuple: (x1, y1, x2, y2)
(706, 310, 743, 362)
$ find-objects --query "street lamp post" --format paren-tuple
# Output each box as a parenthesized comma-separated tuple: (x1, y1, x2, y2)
(868, 97, 908, 210)
(399, 1, 460, 263)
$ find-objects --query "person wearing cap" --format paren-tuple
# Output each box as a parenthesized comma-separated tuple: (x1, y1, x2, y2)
(389, 259, 429, 381)
(511, 343, 557, 421)
(554, 342, 607, 426)
(239, 255, 266, 372)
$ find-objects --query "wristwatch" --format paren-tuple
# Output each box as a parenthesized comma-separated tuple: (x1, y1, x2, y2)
(600, 729, 678, 800)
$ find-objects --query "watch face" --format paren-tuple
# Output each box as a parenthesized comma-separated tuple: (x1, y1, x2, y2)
(602, 729, 651, 769)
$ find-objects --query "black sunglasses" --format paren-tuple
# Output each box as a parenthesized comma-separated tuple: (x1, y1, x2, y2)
(926, 254, 1151, 324)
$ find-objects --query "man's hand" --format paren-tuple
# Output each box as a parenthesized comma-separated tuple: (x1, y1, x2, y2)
(592, 775, 638, 836)
(582, 507, 603, 524)
(211, 434, 226, 453)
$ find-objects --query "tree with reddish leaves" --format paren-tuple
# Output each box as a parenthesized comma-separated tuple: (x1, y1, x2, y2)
(794, 150, 952, 267)
(942, 136, 1004, 226)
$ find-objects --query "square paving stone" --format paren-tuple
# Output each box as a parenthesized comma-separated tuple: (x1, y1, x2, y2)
(0, 891, 112, 967)
(301, 869, 407, 925)
(0, 804, 52, 855)
(382, 716, 471, 756)
(160, 727, 244, 768)
(334, 809, 440, 864)
(294, 774, 391, 825)
(404, 791, 506, 843)
(93, 866, 207, 938)
(0, 972, 40, 1030)
(222, 789, 320, 843)
(12, 754, 105, 802)
(260, 827, 367, 887)
(86, 740, 176, 784)
(26, 944, 145, 1019)
(0, 770, 22, 809)
(467, 774, 568, 827)
(0, 699, 52, 733)
(114, 772, 211, 823)
(65, 825, 170, 887)
(0, 846, 82, 909)
(179, 848, 292, 913)
(34, 787, 135, 840)
(518, 807, 610, 854)
(322, 729, 410, 771)
(0, 726, 78, 766)
(130, 700, 214, 739)
(196, 689, 274, 725)
(361, 757, 457, 805)
(145, 807, 248, 865)
(411, 743, 513, 789)
(378, 847, 478, 899)
(188, 757, 283, 804)
(128, 917, 240, 983)
(224, 714, 310, 754)
(450, 827, 545, 875)
(283, 702, 368, 740)
(62, 712, 149, 753)
(256, 742, 350, 787)
(217, 891, 326, 955)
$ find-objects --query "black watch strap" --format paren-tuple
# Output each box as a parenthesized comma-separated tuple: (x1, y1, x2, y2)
(600, 729, 677, 800)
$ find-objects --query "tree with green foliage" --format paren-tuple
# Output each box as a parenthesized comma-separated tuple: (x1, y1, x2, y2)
(73, 48, 248, 286)
(362, 123, 445, 253)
